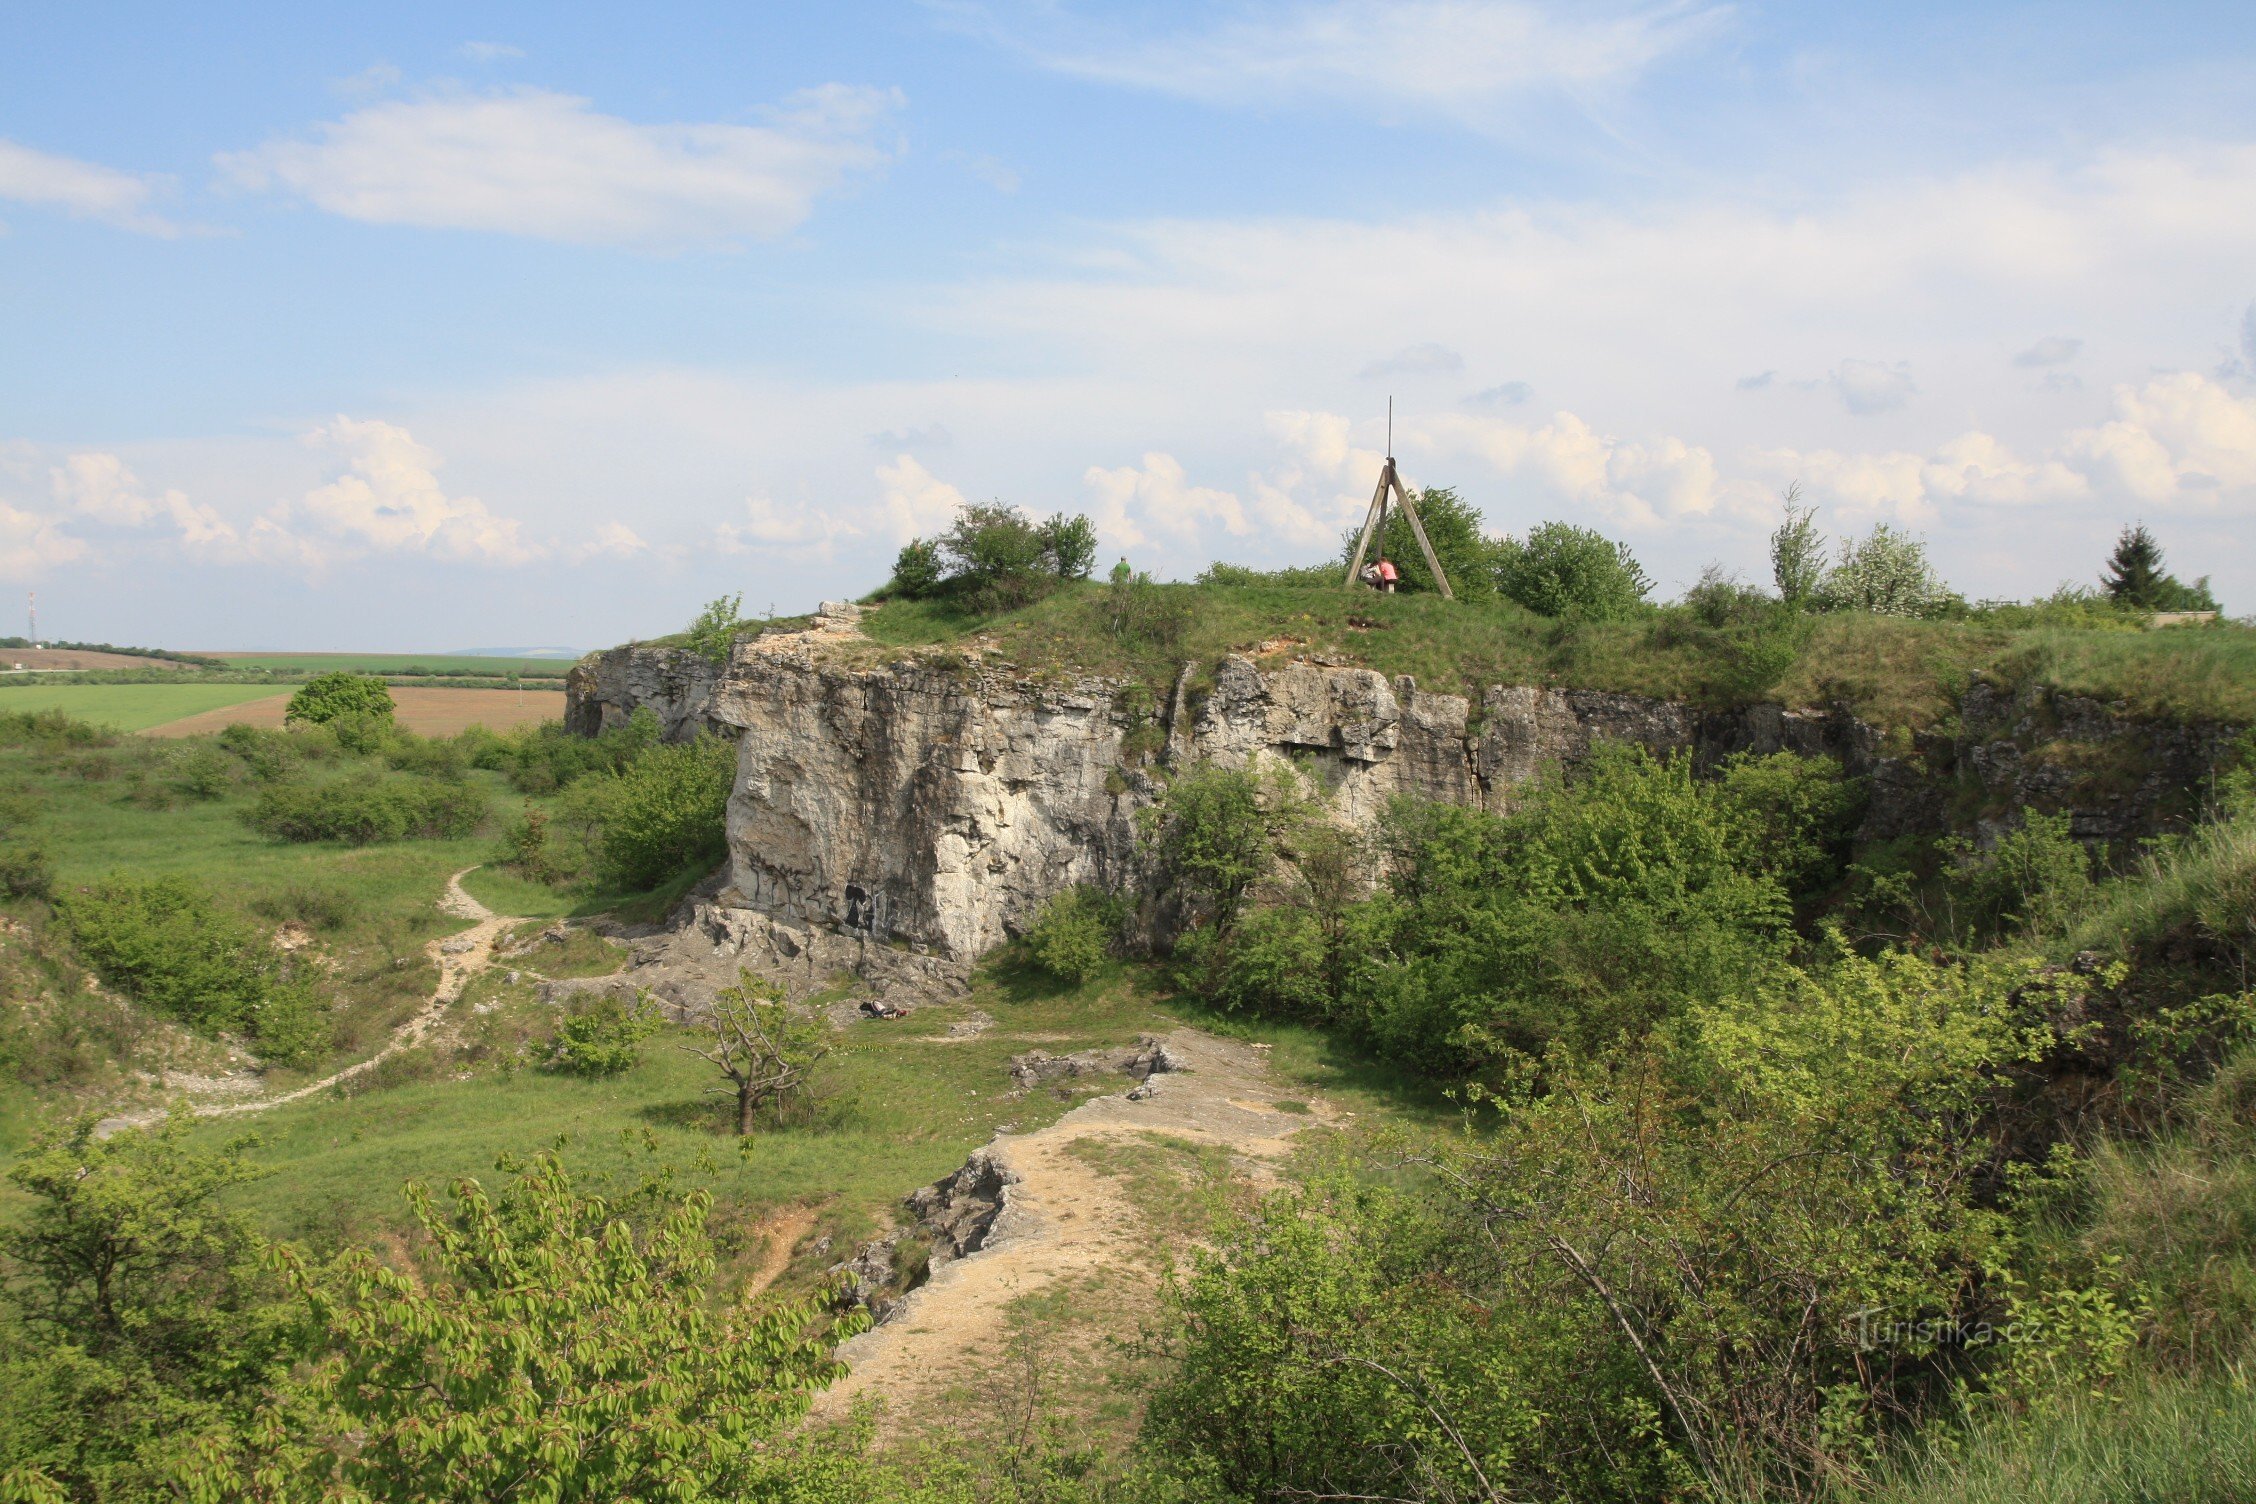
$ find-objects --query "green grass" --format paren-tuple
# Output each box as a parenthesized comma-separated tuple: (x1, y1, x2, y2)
(202, 969, 1194, 1251)
(214, 652, 574, 678)
(844, 584, 2256, 731)
(0, 682, 287, 730)
(1849, 1374, 2256, 1504)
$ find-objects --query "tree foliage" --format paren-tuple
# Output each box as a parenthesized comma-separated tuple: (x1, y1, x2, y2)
(284, 673, 395, 728)
(189, 1152, 856, 1502)
(2102, 524, 2219, 612)
(568, 733, 736, 891)
(681, 594, 747, 666)
(1492, 521, 1653, 619)
(685, 972, 831, 1135)
(1770, 483, 1827, 606)
(1818, 523, 1956, 617)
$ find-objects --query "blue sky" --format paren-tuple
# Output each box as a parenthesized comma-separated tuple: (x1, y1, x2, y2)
(4, 1, 2254, 649)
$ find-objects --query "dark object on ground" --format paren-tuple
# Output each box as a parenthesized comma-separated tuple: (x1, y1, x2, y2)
(859, 998, 908, 1020)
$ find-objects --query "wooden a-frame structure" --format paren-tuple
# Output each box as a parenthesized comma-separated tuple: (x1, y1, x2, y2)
(1343, 447, 1454, 600)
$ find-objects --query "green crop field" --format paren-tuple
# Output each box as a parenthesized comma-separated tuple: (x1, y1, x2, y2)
(0, 681, 289, 731)
(213, 651, 576, 678)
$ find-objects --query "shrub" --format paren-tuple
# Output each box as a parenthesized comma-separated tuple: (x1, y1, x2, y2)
(889, 537, 945, 599)
(1942, 807, 2093, 939)
(1818, 523, 1957, 617)
(1103, 564, 1190, 651)
(1138, 764, 1278, 931)
(219, 722, 337, 781)
(166, 744, 235, 799)
(1038, 511, 1099, 582)
(0, 709, 112, 749)
(573, 733, 736, 891)
(550, 993, 662, 1078)
(285, 671, 395, 727)
(929, 501, 1101, 612)
(245, 770, 487, 845)
(1493, 520, 1652, 619)
(250, 884, 359, 933)
(2103, 523, 2221, 613)
(1769, 484, 1826, 606)
(55, 875, 324, 1061)
(0, 839, 53, 900)
(682, 593, 746, 666)
(1023, 886, 1120, 984)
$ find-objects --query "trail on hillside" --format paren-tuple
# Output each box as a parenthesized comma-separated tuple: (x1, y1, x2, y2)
(810, 1029, 1336, 1429)
(99, 868, 529, 1133)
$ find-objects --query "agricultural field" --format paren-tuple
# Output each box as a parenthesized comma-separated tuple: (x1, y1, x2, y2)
(0, 681, 290, 731)
(144, 685, 563, 737)
(212, 650, 576, 678)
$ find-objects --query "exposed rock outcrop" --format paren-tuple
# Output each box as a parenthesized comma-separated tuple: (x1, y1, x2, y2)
(567, 641, 2246, 967)
(564, 646, 727, 742)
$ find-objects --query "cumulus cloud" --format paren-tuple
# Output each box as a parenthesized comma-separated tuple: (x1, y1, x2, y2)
(218, 84, 902, 248)
(715, 495, 854, 553)
(0, 138, 181, 236)
(1083, 453, 1247, 548)
(51, 452, 243, 553)
(0, 502, 87, 580)
(570, 521, 650, 562)
(1358, 342, 1464, 379)
(2013, 336, 2084, 367)
(1829, 359, 1918, 415)
(2066, 371, 2256, 507)
(1426, 409, 1726, 527)
(300, 418, 544, 563)
(875, 455, 967, 542)
(963, 0, 1727, 126)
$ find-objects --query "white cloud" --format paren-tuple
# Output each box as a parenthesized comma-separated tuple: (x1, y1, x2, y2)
(1829, 359, 1918, 415)
(2013, 335, 2083, 367)
(0, 138, 180, 236)
(51, 452, 242, 553)
(715, 495, 854, 553)
(2066, 371, 2256, 507)
(1082, 452, 1247, 547)
(218, 84, 902, 248)
(1426, 409, 1727, 527)
(0, 502, 86, 580)
(875, 455, 967, 542)
(570, 521, 650, 562)
(967, 1, 1726, 126)
(300, 418, 544, 563)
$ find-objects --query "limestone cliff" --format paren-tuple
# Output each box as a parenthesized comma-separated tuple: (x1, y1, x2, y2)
(568, 633, 2244, 967)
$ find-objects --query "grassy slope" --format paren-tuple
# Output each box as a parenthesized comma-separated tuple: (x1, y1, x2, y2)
(846, 584, 2256, 730)
(0, 682, 291, 730)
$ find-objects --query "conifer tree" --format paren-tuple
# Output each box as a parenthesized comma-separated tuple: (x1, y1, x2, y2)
(2102, 524, 2167, 607)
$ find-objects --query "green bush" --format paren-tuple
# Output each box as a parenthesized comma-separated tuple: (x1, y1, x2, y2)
(485, 709, 659, 794)
(55, 876, 324, 1061)
(0, 839, 53, 900)
(682, 593, 746, 666)
(1819, 523, 1958, 617)
(1942, 807, 2093, 940)
(889, 537, 945, 599)
(1023, 886, 1120, 984)
(573, 733, 737, 891)
(550, 993, 662, 1078)
(245, 770, 487, 845)
(1493, 520, 1653, 619)
(0, 709, 112, 749)
(1137, 764, 1278, 931)
(284, 671, 395, 726)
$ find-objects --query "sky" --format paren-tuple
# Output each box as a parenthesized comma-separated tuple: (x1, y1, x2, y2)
(4, 2, 2255, 650)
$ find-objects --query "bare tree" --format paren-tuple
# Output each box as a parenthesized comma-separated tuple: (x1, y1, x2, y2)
(682, 971, 829, 1135)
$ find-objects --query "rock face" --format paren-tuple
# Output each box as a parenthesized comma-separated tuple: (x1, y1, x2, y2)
(566, 641, 2246, 965)
(564, 646, 727, 742)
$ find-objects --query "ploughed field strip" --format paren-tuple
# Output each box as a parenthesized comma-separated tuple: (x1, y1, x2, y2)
(143, 685, 563, 737)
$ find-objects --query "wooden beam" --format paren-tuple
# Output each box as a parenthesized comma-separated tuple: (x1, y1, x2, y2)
(1388, 461, 1455, 600)
(1342, 467, 1392, 587)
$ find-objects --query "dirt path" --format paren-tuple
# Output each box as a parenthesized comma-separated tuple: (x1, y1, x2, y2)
(812, 1029, 1332, 1424)
(98, 868, 527, 1133)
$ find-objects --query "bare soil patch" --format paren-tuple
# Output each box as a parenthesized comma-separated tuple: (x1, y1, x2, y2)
(2, 647, 188, 671)
(144, 686, 563, 738)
